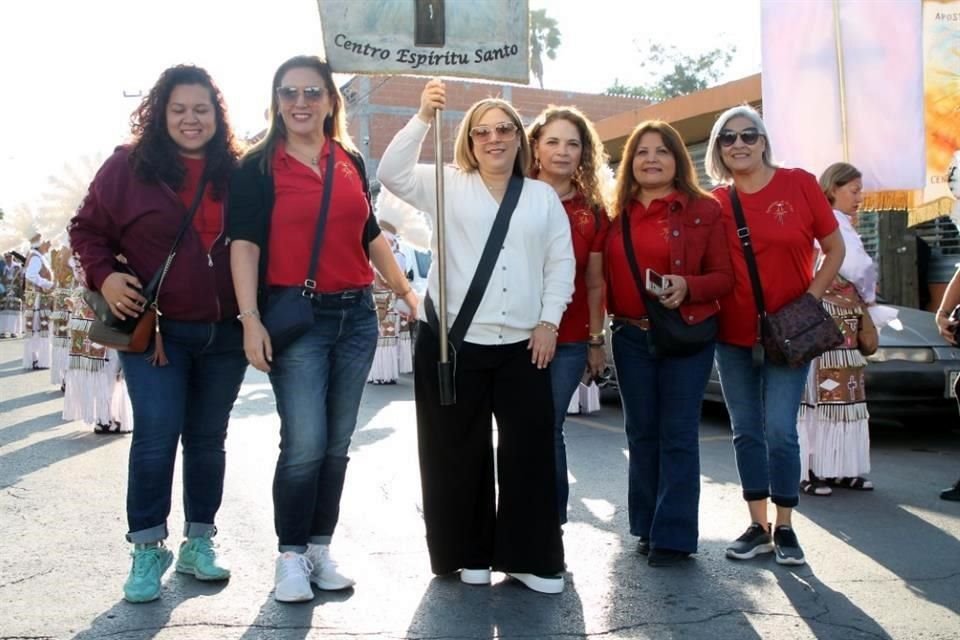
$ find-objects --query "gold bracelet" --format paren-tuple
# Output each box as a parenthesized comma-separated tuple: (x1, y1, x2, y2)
(236, 309, 260, 321)
(589, 331, 605, 339)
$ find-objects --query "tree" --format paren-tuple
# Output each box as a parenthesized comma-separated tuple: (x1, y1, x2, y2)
(529, 8, 561, 89)
(606, 43, 736, 102)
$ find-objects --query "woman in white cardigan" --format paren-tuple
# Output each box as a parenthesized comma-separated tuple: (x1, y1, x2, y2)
(377, 79, 574, 594)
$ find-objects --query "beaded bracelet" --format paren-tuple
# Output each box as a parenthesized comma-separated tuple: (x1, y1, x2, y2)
(537, 321, 558, 334)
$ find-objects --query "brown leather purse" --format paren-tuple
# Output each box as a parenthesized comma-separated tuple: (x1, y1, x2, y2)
(857, 308, 879, 356)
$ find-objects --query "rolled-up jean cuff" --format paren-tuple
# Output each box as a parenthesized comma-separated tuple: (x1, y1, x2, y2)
(279, 544, 309, 554)
(771, 494, 799, 508)
(127, 523, 168, 545)
(184, 523, 217, 539)
(742, 489, 770, 502)
(309, 535, 333, 545)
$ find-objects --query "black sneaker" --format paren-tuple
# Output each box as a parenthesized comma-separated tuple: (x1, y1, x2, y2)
(940, 480, 960, 502)
(635, 537, 650, 556)
(725, 523, 774, 560)
(647, 549, 690, 567)
(773, 525, 806, 566)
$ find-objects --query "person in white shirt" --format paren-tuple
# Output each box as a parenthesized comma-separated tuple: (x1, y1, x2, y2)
(23, 234, 55, 369)
(378, 79, 574, 595)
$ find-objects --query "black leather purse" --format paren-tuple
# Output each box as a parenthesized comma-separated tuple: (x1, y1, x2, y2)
(260, 147, 336, 353)
(620, 207, 717, 357)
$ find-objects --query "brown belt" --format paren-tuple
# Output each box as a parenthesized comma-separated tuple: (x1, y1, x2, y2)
(614, 316, 651, 331)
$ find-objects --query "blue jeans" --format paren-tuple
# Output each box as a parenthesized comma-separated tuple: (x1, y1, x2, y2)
(715, 343, 810, 508)
(269, 290, 378, 552)
(549, 341, 587, 525)
(612, 323, 714, 553)
(120, 319, 247, 544)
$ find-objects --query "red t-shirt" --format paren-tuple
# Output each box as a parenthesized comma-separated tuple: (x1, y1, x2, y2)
(602, 195, 677, 319)
(558, 194, 608, 343)
(714, 168, 839, 347)
(267, 141, 375, 291)
(180, 156, 222, 253)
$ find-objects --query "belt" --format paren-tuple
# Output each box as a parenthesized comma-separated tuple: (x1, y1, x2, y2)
(614, 316, 651, 331)
(268, 285, 371, 302)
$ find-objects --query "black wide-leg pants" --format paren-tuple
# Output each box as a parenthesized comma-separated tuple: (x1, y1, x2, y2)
(414, 322, 565, 575)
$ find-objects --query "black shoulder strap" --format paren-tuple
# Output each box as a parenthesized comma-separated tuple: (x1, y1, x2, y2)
(426, 174, 524, 351)
(619, 208, 648, 301)
(302, 145, 338, 292)
(149, 176, 209, 301)
(728, 187, 766, 316)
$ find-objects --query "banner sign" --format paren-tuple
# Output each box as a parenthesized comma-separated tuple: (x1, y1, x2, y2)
(922, 0, 960, 206)
(317, 0, 530, 83)
(761, 0, 925, 192)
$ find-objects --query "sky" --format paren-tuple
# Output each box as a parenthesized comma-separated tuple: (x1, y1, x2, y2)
(0, 0, 760, 216)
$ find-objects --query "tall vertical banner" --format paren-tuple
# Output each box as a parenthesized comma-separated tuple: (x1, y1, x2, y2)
(761, 0, 925, 193)
(317, 0, 529, 83)
(923, 0, 960, 206)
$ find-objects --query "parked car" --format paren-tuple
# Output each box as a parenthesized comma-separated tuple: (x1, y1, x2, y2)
(600, 305, 960, 424)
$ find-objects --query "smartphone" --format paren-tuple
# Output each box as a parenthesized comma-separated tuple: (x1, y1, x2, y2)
(950, 305, 960, 335)
(646, 268, 667, 295)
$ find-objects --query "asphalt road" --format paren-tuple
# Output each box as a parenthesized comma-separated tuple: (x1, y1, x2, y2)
(1, 337, 958, 640)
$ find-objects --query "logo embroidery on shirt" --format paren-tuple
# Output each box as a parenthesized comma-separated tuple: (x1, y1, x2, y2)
(337, 160, 358, 181)
(572, 208, 595, 237)
(766, 200, 794, 225)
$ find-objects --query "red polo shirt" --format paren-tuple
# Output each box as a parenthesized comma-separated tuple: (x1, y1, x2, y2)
(714, 168, 838, 347)
(558, 194, 608, 343)
(267, 141, 375, 291)
(180, 156, 222, 252)
(602, 195, 676, 319)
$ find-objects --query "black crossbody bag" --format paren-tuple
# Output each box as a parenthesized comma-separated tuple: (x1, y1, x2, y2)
(85, 177, 208, 352)
(424, 174, 523, 404)
(260, 148, 337, 353)
(619, 207, 716, 357)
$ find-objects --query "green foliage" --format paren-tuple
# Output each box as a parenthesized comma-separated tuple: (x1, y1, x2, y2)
(606, 43, 736, 102)
(529, 8, 561, 89)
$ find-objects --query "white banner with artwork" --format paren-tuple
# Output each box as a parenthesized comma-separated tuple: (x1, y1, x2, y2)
(761, 0, 925, 192)
(317, 0, 529, 82)
(923, 0, 960, 207)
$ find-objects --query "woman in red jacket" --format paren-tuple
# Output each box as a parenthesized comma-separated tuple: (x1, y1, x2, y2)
(604, 120, 733, 566)
(705, 105, 844, 566)
(70, 65, 246, 603)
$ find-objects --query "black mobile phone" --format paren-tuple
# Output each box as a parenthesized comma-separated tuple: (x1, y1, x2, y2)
(950, 305, 960, 334)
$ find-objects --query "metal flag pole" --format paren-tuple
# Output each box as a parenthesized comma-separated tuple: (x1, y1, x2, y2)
(832, 0, 850, 162)
(434, 107, 455, 405)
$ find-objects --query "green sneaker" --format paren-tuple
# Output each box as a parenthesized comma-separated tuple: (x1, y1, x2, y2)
(176, 535, 230, 581)
(123, 544, 173, 603)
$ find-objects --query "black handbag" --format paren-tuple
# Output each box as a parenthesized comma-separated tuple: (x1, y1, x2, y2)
(620, 208, 716, 357)
(260, 147, 336, 353)
(729, 188, 843, 367)
(424, 174, 523, 404)
(83, 178, 207, 353)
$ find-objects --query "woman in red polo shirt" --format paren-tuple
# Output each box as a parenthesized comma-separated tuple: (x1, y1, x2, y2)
(228, 55, 416, 604)
(527, 106, 609, 526)
(705, 105, 844, 567)
(604, 120, 733, 567)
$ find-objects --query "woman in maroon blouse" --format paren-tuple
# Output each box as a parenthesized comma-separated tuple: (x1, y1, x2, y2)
(70, 64, 245, 603)
(228, 55, 415, 604)
(604, 120, 733, 567)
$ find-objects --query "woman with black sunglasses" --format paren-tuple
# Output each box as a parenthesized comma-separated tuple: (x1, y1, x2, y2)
(704, 105, 844, 567)
(228, 55, 416, 603)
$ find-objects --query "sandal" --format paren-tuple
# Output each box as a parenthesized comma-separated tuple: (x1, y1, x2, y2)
(800, 479, 832, 496)
(93, 422, 112, 435)
(831, 477, 874, 491)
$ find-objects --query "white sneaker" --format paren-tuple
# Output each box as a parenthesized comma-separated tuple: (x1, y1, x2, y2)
(304, 544, 355, 591)
(274, 552, 314, 602)
(508, 572, 565, 594)
(459, 568, 492, 585)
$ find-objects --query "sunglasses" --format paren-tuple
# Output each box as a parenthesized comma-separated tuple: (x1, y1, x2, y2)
(276, 86, 327, 104)
(717, 128, 762, 147)
(469, 121, 518, 143)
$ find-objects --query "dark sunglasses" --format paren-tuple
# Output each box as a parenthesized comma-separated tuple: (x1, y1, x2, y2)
(276, 86, 327, 103)
(469, 121, 518, 143)
(717, 128, 761, 147)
